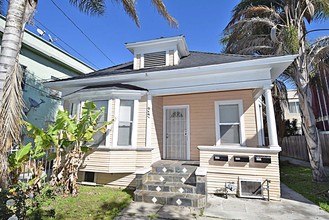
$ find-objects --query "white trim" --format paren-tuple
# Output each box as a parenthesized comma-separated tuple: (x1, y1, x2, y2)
(132, 100, 139, 147)
(112, 99, 120, 148)
(163, 105, 190, 160)
(264, 87, 279, 146)
(106, 100, 113, 148)
(64, 89, 147, 102)
(146, 95, 153, 147)
(197, 145, 281, 154)
(46, 55, 297, 91)
(255, 98, 265, 146)
(214, 100, 246, 146)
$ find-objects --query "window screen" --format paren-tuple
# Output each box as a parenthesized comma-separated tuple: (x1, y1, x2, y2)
(289, 101, 300, 113)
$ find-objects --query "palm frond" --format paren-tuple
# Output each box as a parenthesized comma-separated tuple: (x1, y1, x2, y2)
(69, 0, 106, 15)
(0, 61, 24, 150)
(151, 0, 177, 27)
(114, 0, 139, 27)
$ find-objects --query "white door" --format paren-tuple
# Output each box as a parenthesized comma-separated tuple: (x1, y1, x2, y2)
(164, 106, 190, 160)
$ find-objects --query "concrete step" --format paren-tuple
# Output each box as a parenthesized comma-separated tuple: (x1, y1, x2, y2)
(147, 173, 196, 184)
(143, 181, 197, 194)
(134, 190, 206, 208)
(151, 160, 199, 175)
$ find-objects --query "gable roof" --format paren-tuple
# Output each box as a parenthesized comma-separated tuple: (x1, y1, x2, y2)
(51, 51, 272, 82)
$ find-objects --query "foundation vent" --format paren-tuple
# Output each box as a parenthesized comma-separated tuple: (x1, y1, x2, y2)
(238, 178, 263, 199)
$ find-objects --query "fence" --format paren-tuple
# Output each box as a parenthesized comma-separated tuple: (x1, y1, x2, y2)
(280, 133, 329, 165)
(9, 146, 54, 182)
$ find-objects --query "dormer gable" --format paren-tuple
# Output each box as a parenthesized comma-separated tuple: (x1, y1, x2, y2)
(125, 35, 189, 70)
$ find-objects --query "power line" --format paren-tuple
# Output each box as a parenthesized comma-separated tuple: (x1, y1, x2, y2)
(50, 0, 116, 66)
(33, 18, 100, 69)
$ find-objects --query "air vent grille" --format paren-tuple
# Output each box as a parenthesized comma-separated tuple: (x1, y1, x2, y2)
(144, 51, 166, 68)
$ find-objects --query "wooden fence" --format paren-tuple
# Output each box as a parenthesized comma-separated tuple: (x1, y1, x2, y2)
(280, 134, 329, 165)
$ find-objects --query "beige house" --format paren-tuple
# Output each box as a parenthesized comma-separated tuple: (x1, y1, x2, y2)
(47, 36, 296, 206)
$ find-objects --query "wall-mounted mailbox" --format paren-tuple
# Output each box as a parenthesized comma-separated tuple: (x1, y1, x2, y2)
(234, 156, 249, 162)
(213, 155, 228, 161)
(254, 155, 271, 163)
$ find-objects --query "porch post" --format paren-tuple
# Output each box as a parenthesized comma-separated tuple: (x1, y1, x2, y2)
(264, 85, 279, 146)
(146, 95, 152, 147)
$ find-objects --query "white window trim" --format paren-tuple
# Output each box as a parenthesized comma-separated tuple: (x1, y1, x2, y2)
(113, 99, 139, 148)
(163, 105, 191, 160)
(214, 100, 246, 146)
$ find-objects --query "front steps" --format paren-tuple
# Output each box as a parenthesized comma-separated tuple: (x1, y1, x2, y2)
(134, 160, 207, 208)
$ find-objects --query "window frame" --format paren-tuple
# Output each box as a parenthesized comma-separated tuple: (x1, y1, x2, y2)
(70, 99, 112, 148)
(288, 101, 300, 114)
(112, 99, 139, 148)
(214, 100, 246, 146)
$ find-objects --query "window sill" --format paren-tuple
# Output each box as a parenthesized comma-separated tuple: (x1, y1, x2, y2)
(197, 145, 281, 154)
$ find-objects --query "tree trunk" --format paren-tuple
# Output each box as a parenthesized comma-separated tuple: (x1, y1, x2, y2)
(0, 0, 37, 188)
(295, 53, 327, 182)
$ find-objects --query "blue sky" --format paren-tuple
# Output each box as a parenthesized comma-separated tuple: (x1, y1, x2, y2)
(17, 0, 329, 70)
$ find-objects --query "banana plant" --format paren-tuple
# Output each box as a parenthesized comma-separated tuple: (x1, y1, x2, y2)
(24, 101, 112, 196)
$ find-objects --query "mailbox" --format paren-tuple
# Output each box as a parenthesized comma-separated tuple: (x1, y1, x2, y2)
(234, 156, 249, 162)
(213, 155, 228, 161)
(254, 155, 271, 163)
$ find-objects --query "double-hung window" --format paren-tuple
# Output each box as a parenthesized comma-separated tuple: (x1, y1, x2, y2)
(91, 100, 108, 146)
(117, 100, 134, 146)
(215, 100, 244, 145)
(288, 101, 300, 114)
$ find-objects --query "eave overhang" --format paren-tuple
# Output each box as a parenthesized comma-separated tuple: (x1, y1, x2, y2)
(46, 55, 297, 97)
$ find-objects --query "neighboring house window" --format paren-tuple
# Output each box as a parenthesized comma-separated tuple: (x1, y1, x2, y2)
(118, 100, 134, 146)
(289, 101, 300, 114)
(215, 100, 244, 145)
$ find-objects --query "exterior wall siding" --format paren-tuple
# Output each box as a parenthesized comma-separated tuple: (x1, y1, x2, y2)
(137, 95, 147, 147)
(161, 89, 258, 160)
(199, 150, 280, 200)
(151, 96, 163, 161)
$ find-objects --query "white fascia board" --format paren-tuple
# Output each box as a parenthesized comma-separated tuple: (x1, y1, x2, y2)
(125, 35, 186, 53)
(46, 55, 296, 90)
(64, 89, 147, 102)
(0, 16, 95, 74)
(147, 79, 272, 96)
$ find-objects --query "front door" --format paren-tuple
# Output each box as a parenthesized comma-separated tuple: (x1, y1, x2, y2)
(164, 106, 190, 160)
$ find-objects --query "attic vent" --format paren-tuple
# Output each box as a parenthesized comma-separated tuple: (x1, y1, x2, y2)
(169, 50, 174, 66)
(144, 51, 166, 68)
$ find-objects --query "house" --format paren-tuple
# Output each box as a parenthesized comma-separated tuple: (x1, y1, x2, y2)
(46, 36, 296, 207)
(0, 15, 94, 130)
(284, 89, 302, 134)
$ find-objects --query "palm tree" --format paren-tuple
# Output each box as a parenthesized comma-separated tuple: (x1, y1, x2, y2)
(0, 0, 177, 188)
(223, 0, 329, 182)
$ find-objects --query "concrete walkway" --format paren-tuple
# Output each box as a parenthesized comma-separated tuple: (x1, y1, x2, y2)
(115, 184, 329, 219)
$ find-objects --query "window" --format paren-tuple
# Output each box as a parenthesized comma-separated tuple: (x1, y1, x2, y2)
(92, 100, 108, 146)
(289, 101, 300, 113)
(117, 100, 134, 146)
(215, 100, 244, 145)
(84, 172, 95, 182)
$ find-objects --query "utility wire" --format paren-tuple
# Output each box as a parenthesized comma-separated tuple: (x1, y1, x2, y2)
(33, 18, 100, 69)
(50, 0, 116, 65)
